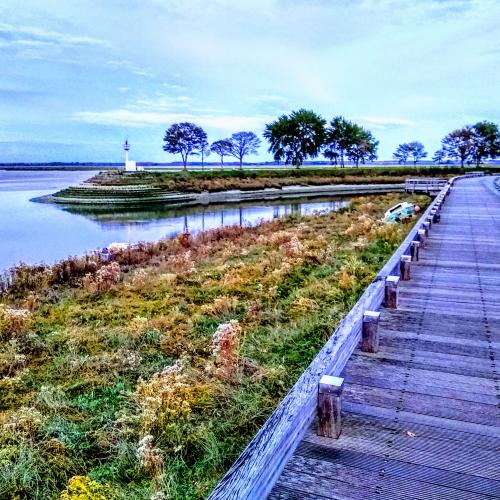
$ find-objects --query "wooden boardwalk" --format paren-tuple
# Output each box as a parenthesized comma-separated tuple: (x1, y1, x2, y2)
(269, 177, 500, 499)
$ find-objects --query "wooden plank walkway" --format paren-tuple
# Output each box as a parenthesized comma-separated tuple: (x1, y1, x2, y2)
(269, 176, 500, 499)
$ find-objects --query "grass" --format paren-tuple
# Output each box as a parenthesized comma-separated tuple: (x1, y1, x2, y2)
(0, 192, 429, 499)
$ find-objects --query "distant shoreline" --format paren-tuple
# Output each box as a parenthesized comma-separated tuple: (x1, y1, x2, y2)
(3, 160, 499, 172)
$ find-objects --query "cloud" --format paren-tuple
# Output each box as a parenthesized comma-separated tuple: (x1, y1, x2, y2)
(162, 82, 187, 92)
(71, 109, 272, 132)
(106, 60, 155, 78)
(0, 22, 111, 49)
(253, 94, 287, 102)
(353, 116, 416, 129)
(0, 22, 112, 63)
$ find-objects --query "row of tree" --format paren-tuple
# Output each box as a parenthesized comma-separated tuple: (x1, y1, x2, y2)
(392, 122, 500, 167)
(263, 112, 379, 167)
(434, 122, 500, 167)
(163, 123, 261, 169)
(162, 112, 500, 169)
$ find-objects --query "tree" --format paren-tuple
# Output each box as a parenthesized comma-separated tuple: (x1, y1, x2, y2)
(393, 143, 411, 164)
(407, 141, 427, 165)
(323, 116, 354, 167)
(264, 109, 326, 168)
(227, 131, 261, 169)
(163, 122, 207, 170)
(470, 121, 500, 167)
(323, 116, 377, 167)
(210, 139, 233, 169)
(346, 128, 378, 167)
(432, 149, 446, 164)
(197, 136, 210, 169)
(440, 127, 475, 167)
(263, 115, 289, 164)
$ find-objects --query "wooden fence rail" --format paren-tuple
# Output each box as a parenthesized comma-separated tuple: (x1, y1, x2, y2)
(208, 177, 461, 500)
(405, 178, 447, 193)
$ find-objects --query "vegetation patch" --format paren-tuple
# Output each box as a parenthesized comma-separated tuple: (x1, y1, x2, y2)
(0, 193, 428, 499)
(74, 164, 493, 194)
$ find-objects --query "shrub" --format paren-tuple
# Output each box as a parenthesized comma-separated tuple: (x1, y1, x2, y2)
(82, 262, 121, 294)
(135, 360, 192, 431)
(137, 435, 163, 476)
(0, 305, 32, 339)
(211, 320, 242, 381)
(60, 475, 112, 500)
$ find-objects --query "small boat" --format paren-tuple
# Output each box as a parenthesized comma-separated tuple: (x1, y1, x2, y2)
(383, 202, 418, 223)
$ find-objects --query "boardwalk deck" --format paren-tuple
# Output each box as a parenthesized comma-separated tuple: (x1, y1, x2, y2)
(269, 177, 500, 499)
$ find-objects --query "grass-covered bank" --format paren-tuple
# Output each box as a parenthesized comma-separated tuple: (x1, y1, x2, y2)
(81, 165, 487, 193)
(0, 193, 428, 499)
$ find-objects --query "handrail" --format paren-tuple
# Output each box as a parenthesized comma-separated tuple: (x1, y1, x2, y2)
(404, 178, 447, 194)
(209, 178, 460, 500)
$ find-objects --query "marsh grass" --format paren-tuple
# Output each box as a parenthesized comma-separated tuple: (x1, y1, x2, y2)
(0, 193, 428, 499)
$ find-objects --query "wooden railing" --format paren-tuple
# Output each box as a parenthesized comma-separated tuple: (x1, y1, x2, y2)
(208, 179, 457, 500)
(405, 178, 447, 193)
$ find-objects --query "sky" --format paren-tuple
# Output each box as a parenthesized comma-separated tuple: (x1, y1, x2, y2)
(1, 0, 499, 163)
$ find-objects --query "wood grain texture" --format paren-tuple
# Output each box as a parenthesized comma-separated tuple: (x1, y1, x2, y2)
(361, 311, 380, 353)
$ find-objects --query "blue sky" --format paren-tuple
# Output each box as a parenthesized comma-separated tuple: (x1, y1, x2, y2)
(1, 0, 499, 163)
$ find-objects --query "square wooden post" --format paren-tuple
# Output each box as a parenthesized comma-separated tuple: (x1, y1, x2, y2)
(418, 229, 426, 248)
(362, 311, 381, 353)
(400, 255, 411, 281)
(385, 276, 399, 308)
(318, 375, 344, 439)
(410, 240, 420, 261)
(423, 221, 430, 237)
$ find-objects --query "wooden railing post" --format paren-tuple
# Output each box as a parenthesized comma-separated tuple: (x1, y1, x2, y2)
(318, 375, 344, 439)
(362, 311, 381, 353)
(411, 240, 420, 261)
(385, 276, 399, 308)
(431, 209, 440, 223)
(418, 229, 426, 248)
(423, 221, 430, 237)
(400, 255, 411, 280)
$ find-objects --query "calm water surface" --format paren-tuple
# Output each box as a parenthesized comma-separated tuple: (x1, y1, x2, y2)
(0, 170, 349, 271)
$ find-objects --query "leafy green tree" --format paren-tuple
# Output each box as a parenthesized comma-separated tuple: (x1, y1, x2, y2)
(323, 116, 354, 167)
(227, 131, 261, 169)
(263, 115, 289, 164)
(197, 136, 210, 169)
(432, 149, 446, 164)
(440, 127, 475, 167)
(210, 139, 233, 169)
(346, 126, 378, 167)
(407, 141, 427, 165)
(323, 116, 377, 167)
(163, 122, 207, 170)
(470, 121, 500, 167)
(393, 143, 411, 164)
(264, 109, 326, 168)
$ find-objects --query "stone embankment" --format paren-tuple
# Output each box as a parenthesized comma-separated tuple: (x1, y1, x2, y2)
(40, 182, 405, 207)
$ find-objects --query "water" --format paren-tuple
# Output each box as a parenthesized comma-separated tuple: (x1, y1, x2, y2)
(0, 170, 349, 271)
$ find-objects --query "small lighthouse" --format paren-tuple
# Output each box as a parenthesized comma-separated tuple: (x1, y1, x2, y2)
(123, 139, 130, 163)
(123, 139, 143, 172)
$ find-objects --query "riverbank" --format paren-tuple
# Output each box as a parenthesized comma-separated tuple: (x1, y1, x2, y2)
(39, 165, 463, 207)
(39, 182, 405, 207)
(0, 192, 428, 499)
